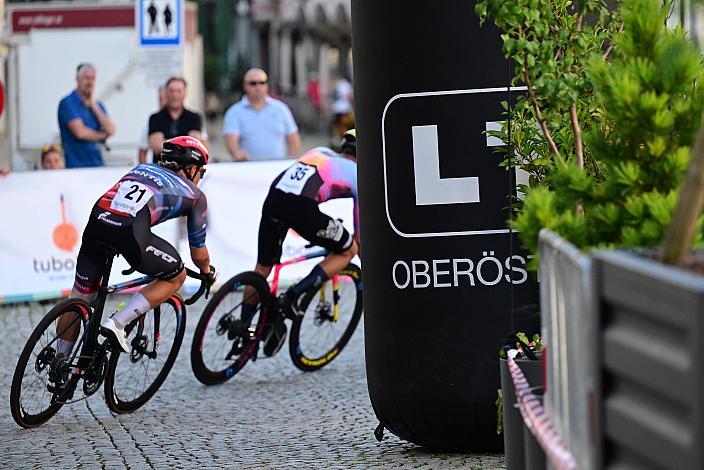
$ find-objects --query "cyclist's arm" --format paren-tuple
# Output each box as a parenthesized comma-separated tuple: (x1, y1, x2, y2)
(189, 246, 211, 274)
(351, 167, 360, 236)
(187, 193, 209, 274)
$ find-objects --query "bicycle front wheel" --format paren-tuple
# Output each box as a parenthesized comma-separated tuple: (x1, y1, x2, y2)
(289, 263, 363, 372)
(104, 295, 186, 413)
(191, 271, 270, 385)
(10, 299, 90, 428)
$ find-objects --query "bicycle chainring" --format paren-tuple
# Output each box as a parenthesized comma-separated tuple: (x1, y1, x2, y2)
(83, 351, 108, 396)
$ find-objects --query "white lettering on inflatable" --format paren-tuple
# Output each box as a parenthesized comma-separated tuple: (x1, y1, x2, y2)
(412, 260, 431, 288)
(392, 260, 411, 289)
(477, 251, 502, 286)
(391, 253, 529, 290)
(432, 259, 452, 288)
(505, 255, 528, 285)
(453, 259, 475, 287)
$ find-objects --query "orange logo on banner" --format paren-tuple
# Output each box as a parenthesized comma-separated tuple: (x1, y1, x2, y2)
(53, 194, 78, 252)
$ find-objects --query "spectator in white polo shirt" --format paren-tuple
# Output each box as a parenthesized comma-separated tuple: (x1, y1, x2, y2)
(223, 68, 301, 161)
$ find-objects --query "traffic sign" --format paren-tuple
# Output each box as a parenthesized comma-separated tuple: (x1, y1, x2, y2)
(137, 0, 182, 47)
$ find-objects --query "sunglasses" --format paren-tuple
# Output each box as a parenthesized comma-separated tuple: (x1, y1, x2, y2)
(199, 168, 207, 178)
(247, 80, 268, 86)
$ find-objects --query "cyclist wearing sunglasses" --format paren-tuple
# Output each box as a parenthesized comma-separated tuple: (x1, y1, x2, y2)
(250, 129, 360, 355)
(58, 136, 216, 355)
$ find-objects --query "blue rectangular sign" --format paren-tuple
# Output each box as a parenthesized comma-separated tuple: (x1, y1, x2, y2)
(138, 0, 182, 47)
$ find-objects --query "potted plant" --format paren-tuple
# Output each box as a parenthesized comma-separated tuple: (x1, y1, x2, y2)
(498, 333, 545, 470)
(476, 0, 620, 467)
(479, 0, 704, 467)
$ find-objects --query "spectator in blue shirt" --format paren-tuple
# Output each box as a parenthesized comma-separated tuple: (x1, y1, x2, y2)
(223, 68, 301, 161)
(57, 63, 116, 168)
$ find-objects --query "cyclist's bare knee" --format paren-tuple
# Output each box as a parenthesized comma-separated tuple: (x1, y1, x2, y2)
(342, 240, 358, 260)
(166, 268, 187, 288)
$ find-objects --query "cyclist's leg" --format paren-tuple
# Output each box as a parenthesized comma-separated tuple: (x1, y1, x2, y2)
(101, 212, 184, 350)
(58, 215, 107, 356)
(287, 205, 357, 301)
(112, 228, 185, 328)
(319, 241, 358, 277)
(244, 195, 288, 323)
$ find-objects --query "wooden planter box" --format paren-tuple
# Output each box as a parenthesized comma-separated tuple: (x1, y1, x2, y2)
(499, 355, 545, 470)
(594, 250, 704, 469)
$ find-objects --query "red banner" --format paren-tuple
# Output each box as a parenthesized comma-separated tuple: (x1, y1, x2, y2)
(11, 7, 134, 33)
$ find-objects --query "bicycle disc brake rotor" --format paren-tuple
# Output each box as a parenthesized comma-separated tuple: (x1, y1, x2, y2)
(314, 302, 333, 326)
(130, 335, 149, 363)
(35, 346, 56, 373)
(216, 314, 234, 336)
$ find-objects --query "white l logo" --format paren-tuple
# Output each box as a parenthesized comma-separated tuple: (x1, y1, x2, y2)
(412, 125, 480, 205)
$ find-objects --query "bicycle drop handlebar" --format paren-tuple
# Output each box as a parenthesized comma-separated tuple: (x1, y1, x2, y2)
(184, 268, 212, 305)
(119, 266, 213, 305)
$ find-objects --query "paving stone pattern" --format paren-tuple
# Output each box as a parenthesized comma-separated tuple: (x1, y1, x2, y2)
(0, 299, 505, 469)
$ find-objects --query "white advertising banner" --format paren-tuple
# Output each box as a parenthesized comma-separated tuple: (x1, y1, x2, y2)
(0, 161, 356, 304)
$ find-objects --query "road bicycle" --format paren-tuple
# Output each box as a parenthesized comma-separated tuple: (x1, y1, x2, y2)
(10, 244, 211, 428)
(190, 247, 362, 385)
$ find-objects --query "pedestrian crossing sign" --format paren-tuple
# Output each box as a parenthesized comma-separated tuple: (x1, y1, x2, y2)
(138, 0, 182, 46)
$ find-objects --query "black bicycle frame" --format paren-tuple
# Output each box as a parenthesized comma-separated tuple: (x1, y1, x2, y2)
(79, 253, 153, 359)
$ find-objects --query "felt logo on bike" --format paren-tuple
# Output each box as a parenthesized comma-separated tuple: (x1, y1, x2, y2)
(111, 181, 154, 217)
(275, 163, 317, 195)
(381, 87, 525, 238)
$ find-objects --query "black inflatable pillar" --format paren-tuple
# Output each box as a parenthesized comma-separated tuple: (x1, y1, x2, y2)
(352, 0, 539, 451)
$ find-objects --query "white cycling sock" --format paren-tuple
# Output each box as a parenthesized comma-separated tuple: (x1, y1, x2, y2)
(56, 338, 75, 357)
(112, 292, 151, 329)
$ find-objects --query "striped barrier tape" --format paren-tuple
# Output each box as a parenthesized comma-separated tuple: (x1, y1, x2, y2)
(507, 349, 578, 470)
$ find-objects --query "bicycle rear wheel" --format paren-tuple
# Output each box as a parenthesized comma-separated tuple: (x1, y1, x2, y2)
(10, 299, 90, 428)
(190, 271, 270, 385)
(104, 295, 186, 413)
(289, 263, 363, 372)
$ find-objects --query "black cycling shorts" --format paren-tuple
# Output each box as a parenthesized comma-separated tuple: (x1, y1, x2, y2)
(73, 205, 184, 294)
(257, 188, 352, 266)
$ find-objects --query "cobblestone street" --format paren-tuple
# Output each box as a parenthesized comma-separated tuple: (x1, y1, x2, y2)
(0, 299, 504, 469)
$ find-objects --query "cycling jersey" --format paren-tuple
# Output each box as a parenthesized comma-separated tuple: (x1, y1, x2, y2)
(73, 164, 206, 295)
(96, 163, 207, 247)
(258, 148, 358, 266)
(271, 147, 359, 233)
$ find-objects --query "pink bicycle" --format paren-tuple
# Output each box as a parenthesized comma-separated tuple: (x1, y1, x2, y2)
(190, 247, 362, 385)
